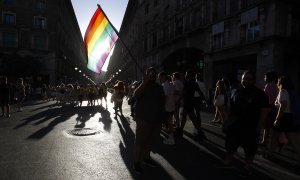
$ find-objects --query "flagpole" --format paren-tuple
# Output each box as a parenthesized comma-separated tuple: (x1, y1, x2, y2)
(97, 4, 143, 74)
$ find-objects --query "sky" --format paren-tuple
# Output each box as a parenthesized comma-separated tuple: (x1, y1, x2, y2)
(71, 0, 128, 71)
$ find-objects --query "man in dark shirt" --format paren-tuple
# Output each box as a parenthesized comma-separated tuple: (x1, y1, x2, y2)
(133, 67, 165, 175)
(220, 71, 269, 177)
(176, 70, 206, 140)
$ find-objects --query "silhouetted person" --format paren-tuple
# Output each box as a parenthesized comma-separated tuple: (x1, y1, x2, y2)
(178, 70, 206, 140)
(15, 78, 26, 112)
(133, 67, 165, 175)
(0, 76, 10, 118)
(220, 71, 269, 178)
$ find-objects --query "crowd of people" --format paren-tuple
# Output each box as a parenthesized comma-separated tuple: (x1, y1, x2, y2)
(0, 77, 26, 117)
(129, 67, 300, 177)
(1, 67, 300, 178)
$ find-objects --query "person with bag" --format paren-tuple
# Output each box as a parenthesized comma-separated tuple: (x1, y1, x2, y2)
(274, 76, 300, 156)
(211, 80, 227, 124)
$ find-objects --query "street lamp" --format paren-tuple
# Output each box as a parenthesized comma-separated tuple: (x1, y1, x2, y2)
(83, 74, 85, 77)
(75, 67, 78, 70)
(119, 69, 121, 72)
(79, 70, 81, 73)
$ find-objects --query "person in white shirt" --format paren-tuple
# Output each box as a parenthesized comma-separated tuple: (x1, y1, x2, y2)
(159, 72, 176, 145)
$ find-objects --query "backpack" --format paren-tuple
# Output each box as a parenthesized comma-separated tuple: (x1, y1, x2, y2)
(287, 90, 300, 126)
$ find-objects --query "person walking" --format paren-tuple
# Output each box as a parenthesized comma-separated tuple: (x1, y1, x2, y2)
(133, 67, 165, 175)
(219, 71, 269, 177)
(212, 80, 228, 124)
(260, 72, 278, 145)
(172, 72, 184, 131)
(112, 81, 125, 116)
(194, 73, 207, 125)
(15, 78, 26, 112)
(274, 76, 300, 156)
(0, 76, 10, 118)
(159, 72, 176, 145)
(177, 69, 206, 140)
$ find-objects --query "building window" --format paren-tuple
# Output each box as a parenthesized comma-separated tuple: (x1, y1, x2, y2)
(243, 20, 260, 41)
(162, 25, 169, 41)
(32, 35, 48, 50)
(35, 0, 46, 11)
(154, 0, 158, 7)
(145, 4, 149, 15)
(2, 0, 15, 5)
(216, 0, 226, 19)
(291, 17, 300, 37)
(143, 36, 148, 52)
(2, 12, 16, 25)
(212, 33, 224, 49)
(244, 0, 257, 7)
(195, 9, 204, 27)
(34, 16, 47, 29)
(2, 32, 18, 47)
(230, 0, 239, 14)
(212, 21, 225, 49)
(152, 31, 157, 47)
(176, 0, 183, 10)
(175, 17, 183, 35)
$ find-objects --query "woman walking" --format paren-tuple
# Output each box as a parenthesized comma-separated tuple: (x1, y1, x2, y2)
(211, 80, 228, 124)
(274, 76, 300, 156)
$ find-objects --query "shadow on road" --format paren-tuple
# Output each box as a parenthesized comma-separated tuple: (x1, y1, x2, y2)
(14, 106, 100, 140)
(116, 115, 174, 180)
(74, 107, 99, 129)
(98, 107, 112, 132)
(30, 103, 56, 112)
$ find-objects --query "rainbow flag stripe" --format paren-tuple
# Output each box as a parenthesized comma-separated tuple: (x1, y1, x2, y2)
(84, 7, 118, 73)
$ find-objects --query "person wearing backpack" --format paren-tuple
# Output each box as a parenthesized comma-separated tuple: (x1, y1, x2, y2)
(274, 76, 300, 156)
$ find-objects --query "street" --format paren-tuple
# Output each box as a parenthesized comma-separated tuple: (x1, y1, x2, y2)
(0, 94, 299, 180)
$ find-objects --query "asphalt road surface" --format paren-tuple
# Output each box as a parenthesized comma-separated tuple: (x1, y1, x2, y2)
(0, 94, 299, 180)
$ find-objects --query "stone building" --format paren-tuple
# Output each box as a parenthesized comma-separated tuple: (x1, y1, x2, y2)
(0, 0, 94, 86)
(107, 0, 300, 91)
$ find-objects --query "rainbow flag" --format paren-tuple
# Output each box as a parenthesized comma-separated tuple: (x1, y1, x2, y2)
(84, 6, 118, 73)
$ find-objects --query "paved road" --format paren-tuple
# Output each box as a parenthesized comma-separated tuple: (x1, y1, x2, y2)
(0, 95, 299, 180)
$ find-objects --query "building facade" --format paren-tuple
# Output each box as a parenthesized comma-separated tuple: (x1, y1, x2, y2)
(0, 0, 94, 87)
(107, 0, 300, 91)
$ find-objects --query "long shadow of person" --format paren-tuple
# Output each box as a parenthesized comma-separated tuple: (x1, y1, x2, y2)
(15, 107, 64, 129)
(116, 115, 173, 179)
(26, 106, 78, 139)
(152, 129, 275, 180)
(98, 107, 112, 132)
(75, 106, 98, 129)
(30, 103, 56, 112)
